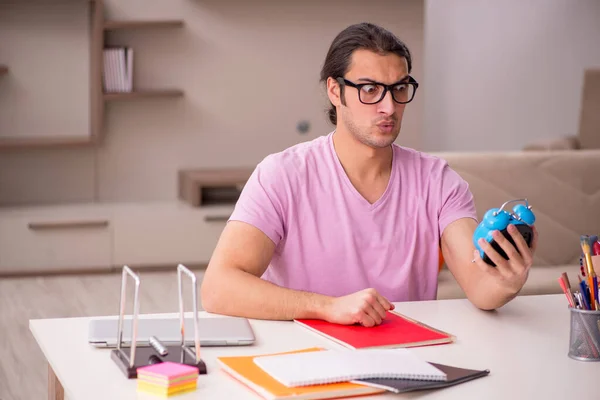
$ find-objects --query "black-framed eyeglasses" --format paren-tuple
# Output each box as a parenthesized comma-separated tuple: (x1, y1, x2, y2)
(336, 76, 419, 105)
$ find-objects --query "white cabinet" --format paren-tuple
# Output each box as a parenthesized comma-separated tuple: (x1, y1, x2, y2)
(111, 202, 232, 268)
(0, 201, 231, 275)
(0, 204, 113, 273)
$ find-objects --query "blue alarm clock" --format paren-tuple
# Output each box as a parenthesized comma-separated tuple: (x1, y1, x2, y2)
(473, 198, 536, 266)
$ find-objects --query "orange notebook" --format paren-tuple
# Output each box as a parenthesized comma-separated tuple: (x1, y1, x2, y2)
(295, 311, 454, 349)
(216, 347, 385, 400)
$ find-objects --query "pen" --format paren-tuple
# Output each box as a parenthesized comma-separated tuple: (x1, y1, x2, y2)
(558, 276, 575, 307)
(573, 292, 583, 309)
(149, 336, 169, 356)
(578, 276, 590, 310)
(594, 276, 599, 310)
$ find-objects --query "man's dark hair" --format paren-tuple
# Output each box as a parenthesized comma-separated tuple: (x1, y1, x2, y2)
(320, 22, 412, 125)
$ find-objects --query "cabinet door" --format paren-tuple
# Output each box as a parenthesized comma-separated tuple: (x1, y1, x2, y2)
(0, 208, 113, 274)
(112, 202, 233, 268)
(0, 1, 93, 143)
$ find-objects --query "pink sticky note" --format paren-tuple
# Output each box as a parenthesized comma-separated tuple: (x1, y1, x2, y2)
(137, 362, 199, 380)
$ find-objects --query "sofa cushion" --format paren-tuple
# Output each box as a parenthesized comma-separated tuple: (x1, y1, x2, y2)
(434, 150, 600, 267)
(522, 136, 580, 151)
(437, 264, 581, 301)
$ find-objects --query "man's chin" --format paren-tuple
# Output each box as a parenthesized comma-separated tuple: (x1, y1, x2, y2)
(361, 137, 397, 149)
(369, 131, 400, 148)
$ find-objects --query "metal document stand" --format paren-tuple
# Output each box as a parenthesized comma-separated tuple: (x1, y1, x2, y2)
(111, 265, 208, 379)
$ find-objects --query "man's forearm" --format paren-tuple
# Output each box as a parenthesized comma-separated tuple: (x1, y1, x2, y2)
(465, 273, 519, 311)
(201, 268, 332, 320)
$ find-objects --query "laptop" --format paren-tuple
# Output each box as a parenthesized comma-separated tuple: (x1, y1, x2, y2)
(88, 315, 255, 348)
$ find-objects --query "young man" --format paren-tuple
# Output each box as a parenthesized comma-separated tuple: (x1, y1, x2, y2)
(200, 23, 538, 327)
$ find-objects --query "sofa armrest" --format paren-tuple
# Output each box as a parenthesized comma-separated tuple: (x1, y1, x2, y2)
(522, 135, 580, 151)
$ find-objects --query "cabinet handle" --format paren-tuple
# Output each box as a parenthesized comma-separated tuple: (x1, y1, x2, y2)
(204, 215, 230, 222)
(28, 220, 110, 230)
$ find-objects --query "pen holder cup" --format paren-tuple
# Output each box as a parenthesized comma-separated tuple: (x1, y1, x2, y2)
(568, 307, 600, 361)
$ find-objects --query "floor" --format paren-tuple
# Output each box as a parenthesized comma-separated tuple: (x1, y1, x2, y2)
(0, 269, 205, 400)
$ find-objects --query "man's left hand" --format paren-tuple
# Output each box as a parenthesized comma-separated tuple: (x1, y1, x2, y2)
(473, 224, 539, 296)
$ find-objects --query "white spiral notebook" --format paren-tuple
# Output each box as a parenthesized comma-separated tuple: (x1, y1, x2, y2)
(253, 348, 447, 387)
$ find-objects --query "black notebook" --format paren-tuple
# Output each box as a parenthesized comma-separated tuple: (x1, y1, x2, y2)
(353, 362, 490, 394)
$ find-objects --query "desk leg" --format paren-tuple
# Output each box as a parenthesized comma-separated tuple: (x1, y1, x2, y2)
(48, 364, 64, 400)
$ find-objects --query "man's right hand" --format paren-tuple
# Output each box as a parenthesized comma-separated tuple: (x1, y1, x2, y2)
(322, 288, 394, 327)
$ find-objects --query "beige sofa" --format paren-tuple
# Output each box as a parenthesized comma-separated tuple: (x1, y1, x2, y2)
(434, 149, 600, 300)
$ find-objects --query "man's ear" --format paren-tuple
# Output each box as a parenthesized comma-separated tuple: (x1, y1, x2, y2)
(326, 77, 342, 107)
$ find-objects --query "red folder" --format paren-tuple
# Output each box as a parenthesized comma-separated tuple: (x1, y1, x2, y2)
(295, 311, 454, 349)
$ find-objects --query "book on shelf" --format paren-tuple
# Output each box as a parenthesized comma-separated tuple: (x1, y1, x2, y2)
(102, 47, 133, 93)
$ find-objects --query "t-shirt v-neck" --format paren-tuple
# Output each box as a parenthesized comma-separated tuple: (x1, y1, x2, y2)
(327, 132, 396, 212)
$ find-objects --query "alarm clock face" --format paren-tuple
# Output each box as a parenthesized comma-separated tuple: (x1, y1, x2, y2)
(481, 224, 534, 267)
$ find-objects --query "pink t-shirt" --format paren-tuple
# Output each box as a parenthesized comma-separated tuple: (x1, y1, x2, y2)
(228, 132, 477, 301)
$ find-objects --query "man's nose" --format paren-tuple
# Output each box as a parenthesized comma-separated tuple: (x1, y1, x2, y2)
(377, 90, 396, 115)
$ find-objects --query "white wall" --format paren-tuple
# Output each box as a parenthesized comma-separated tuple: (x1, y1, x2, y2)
(0, 0, 424, 206)
(423, 0, 600, 151)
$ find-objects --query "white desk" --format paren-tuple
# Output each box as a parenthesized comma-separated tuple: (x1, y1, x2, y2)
(30, 294, 599, 400)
